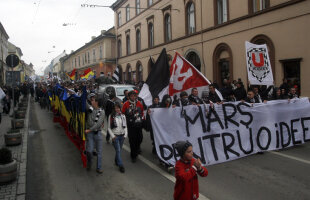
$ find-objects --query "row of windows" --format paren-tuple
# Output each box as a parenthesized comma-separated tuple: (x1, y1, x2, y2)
(117, 0, 269, 57)
(71, 46, 103, 69)
(118, 0, 154, 27)
(118, 13, 170, 57)
(118, 0, 268, 28)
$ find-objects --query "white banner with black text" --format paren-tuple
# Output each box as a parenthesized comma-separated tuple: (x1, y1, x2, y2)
(150, 98, 310, 166)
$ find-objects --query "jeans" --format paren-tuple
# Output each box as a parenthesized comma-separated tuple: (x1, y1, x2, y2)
(86, 131, 103, 170)
(113, 135, 125, 167)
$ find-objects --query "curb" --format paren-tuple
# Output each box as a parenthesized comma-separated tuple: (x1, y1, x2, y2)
(16, 95, 30, 200)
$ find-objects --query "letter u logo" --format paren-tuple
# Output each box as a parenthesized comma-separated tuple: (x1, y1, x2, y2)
(252, 53, 264, 67)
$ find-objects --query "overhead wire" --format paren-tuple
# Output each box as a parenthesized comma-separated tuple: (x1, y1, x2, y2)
(32, 0, 43, 24)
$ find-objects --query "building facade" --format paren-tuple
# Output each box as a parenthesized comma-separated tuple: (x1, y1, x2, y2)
(111, 0, 310, 96)
(63, 28, 116, 80)
(0, 22, 9, 86)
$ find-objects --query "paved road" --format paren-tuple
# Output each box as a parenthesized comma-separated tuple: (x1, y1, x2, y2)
(26, 100, 310, 200)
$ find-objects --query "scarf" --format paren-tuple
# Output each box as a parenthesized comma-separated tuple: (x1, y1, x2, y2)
(94, 108, 102, 123)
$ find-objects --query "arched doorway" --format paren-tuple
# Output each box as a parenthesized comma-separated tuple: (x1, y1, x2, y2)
(213, 43, 233, 87)
(251, 34, 275, 79)
(136, 61, 143, 82)
(126, 64, 132, 83)
(185, 50, 201, 71)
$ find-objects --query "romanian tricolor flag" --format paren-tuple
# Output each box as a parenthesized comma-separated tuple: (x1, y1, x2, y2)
(80, 68, 95, 80)
(66, 68, 76, 80)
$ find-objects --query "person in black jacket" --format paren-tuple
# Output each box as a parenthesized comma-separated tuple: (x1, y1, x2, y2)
(161, 94, 173, 108)
(245, 89, 260, 104)
(208, 84, 222, 104)
(105, 90, 122, 143)
(288, 87, 299, 99)
(188, 88, 203, 105)
(234, 82, 247, 101)
(174, 91, 191, 107)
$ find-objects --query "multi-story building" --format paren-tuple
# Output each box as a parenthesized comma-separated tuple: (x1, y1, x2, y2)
(63, 28, 116, 80)
(0, 22, 9, 86)
(44, 51, 67, 80)
(111, 0, 310, 96)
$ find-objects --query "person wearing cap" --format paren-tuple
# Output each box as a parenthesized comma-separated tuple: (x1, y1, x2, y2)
(122, 90, 144, 163)
(85, 94, 105, 173)
(174, 141, 208, 200)
(174, 91, 191, 107)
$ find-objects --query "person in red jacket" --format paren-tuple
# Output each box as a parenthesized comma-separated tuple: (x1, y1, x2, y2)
(174, 141, 208, 200)
(121, 90, 144, 162)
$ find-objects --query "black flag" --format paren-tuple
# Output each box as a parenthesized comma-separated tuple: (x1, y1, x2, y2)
(146, 48, 170, 97)
(139, 48, 170, 106)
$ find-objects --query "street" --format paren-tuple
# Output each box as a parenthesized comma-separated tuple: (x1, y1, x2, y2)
(26, 99, 310, 200)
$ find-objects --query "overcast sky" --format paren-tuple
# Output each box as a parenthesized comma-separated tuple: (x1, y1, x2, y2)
(0, 0, 116, 75)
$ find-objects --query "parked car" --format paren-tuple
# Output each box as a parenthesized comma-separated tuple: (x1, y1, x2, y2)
(98, 84, 136, 106)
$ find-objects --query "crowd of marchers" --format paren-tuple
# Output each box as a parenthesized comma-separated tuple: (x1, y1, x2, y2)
(0, 77, 302, 200)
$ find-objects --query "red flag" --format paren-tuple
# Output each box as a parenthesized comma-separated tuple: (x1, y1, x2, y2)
(169, 52, 211, 97)
(68, 69, 76, 80)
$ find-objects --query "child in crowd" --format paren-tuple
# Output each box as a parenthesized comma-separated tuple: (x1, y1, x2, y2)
(174, 141, 208, 200)
(108, 102, 128, 173)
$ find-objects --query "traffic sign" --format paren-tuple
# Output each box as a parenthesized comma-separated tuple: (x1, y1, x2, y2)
(6, 54, 20, 68)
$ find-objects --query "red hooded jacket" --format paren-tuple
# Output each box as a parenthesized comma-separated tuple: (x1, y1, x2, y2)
(174, 158, 208, 200)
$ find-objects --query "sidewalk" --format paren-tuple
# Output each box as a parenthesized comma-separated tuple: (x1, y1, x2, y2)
(0, 95, 30, 200)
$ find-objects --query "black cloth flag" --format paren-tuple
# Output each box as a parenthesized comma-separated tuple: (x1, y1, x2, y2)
(139, 48, 170, 106)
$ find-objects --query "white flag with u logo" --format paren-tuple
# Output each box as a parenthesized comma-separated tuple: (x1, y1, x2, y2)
(245, 41, 274, 85)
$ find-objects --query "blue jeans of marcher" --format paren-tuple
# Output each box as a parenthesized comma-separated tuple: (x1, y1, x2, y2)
(113, 135, 125, 167)
(86, 131, 103, 170)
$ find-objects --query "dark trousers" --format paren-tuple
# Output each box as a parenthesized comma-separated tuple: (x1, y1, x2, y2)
(128, 126, 143, 159)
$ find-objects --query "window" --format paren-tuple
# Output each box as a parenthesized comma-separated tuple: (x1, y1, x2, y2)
(136, 29, 141, 52)
(127, 64, 132, 83)
(136, 0, 140, 15)
(126, 5, 130, 22)
(118, 12, 122, 27)
(251, 0, 268, 12)
(148, 23, 154, 48)
(78, 56, 80, 66)
(137, 63, 143, 82)
(186, 2, 195, 34)
(118, 39, 122, 57)
(217, 0, 228, 24)
(85, 53, 87, 64)
(148, 0, 153, 7)
(213, 43, 233, 88)
(87, 52, 90, 64)
(99, 46, 103, 59)
(126, 35, 131, 55)
(164, 14, 171, 42)
(280, 59, 301, 95)
(93, 49, 96, 62)
(186, 51, 201, 71)
(75, 58, 77, 68)
(82, 55, 84, 65)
